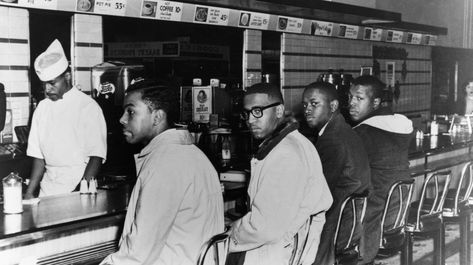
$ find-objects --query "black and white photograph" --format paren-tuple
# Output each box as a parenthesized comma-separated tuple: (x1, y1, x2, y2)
(1, 0, 473, 264)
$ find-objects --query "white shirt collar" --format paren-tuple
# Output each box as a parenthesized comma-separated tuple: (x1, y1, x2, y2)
(318, 121, 329, 136)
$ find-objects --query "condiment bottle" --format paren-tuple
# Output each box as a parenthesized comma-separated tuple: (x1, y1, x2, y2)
(3, 172, 23, 214)
(430, 115, 438, 136)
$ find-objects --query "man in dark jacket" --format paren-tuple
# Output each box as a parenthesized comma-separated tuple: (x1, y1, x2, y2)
(303, 81, 371, 265)
(348, 76, 413, 265)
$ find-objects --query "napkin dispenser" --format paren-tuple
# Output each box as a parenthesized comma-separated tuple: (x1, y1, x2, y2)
(219, 170, 247, 182)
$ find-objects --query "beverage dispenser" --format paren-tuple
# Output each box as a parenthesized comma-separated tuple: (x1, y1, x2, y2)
(91, 62, 146, 177)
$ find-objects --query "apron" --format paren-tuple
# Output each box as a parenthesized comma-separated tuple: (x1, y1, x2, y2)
(39, 164, 86, 197)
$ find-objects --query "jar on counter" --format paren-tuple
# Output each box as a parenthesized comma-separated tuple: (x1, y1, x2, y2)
(3, 172, 23, 214)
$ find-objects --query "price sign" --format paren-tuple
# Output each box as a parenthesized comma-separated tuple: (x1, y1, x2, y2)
(386, 30, 403, 43)
(93, 0, 126, 16)
(238, 11, 269, 30)
(277, 16, 303, 33)
(207, 7, 229, 25)
(406, 32, 422, 44)
(19, 0, 58, 9)
(339, 24, 359, 39)
(156, 0, 182, 21)
(371, 28, 383, 41)
(426, 35, 437, 45)
(193, 5, 229, 25)
(311, 20, 333, 36)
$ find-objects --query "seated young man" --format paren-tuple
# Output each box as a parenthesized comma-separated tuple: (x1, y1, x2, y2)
(302, 82, 371, 265)
(227, 83, 332, 265)
(348, 76, 413, 264)
(101, 79, 224, 265)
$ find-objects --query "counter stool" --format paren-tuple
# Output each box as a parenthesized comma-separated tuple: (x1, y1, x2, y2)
(442, 162, 473, 265)
(376, 179, 415, 265)
(197, 232, 230, 265)
(333, 190, 369, 265)
(405, 171, 452, 265)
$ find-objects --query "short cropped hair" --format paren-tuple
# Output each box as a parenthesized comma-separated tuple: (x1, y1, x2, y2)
(351, 75, 384, 101)
(126, 79, 179, 126)
(305, 81, 338, 102)
(245, 83, 284, 104)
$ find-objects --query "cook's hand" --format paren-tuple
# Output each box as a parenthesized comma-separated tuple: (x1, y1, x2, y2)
(24, 192, 35, 200)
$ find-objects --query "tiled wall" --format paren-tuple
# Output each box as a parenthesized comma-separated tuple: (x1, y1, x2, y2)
(243, 29, 262, 90)
(71, 14, 103, 94)
(0, 6, 30, 142)
(281, 33, 432, 126)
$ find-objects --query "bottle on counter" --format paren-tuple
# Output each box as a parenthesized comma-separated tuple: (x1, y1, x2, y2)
(3, 172, 23, 214)
(430, 115, 438, 136)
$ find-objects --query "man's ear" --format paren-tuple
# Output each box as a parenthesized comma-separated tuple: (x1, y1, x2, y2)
(153, 109, 166, 126)
(373, 97, 381, 109)
(276, 104, 285, 118)
(64, 71, 72, 82)
(330, 100, 339, 113)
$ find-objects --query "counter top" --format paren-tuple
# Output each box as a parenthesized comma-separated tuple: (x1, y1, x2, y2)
(408, 133, 473, 159)
(0, 186, 130, 242)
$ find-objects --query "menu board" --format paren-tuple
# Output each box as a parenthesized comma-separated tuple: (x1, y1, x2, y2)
(338, 24, 359, 39)
(76, 0, 127, 16)
(193, 5, 229, 26)
(192, 86, 212, 123)
(276, 16, 303, 33)
(140, 0, 183, 20)
(406, 32, 422, 44)
(238, 11, 269, 30)
(311, 20, 333, 36)
(18, 0, 58, 9)
(387, 30, 403, 43)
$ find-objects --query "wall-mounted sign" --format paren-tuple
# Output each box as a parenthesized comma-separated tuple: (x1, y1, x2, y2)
(192, 86, 212, 123)
(363, 27, 373, 40)
(238, 11, 269, 30)
(156, 0, 182, 20)
(193, 5, 229, 26)
(339, 24, 359, 39)
(386, 61, 395, 87)
(76, 0, 127, 16)
(371, 29, 383, 41)
(406, 32, 422, 45)
(19, 0, 58, 9)
(360, 66, 373, 76)
(386, 30, 403, 43)
(276, 16, 303, 33)
(107, 41, 180, 58)
(311, 20, 333, 36)
(426, 35, 437, 45)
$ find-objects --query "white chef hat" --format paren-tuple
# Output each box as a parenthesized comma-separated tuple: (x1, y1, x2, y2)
(34, 39, 69, 81)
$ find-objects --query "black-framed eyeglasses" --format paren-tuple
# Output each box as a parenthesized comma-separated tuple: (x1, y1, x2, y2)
(240, 102, 281, 120)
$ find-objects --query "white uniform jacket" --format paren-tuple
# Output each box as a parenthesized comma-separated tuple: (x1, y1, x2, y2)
(230, 129, 333, 265)
(101, 129, 224, 265)
(27, 86, 107, 196)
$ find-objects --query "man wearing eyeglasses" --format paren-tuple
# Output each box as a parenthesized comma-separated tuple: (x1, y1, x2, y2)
(227, 83, 332, 265)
